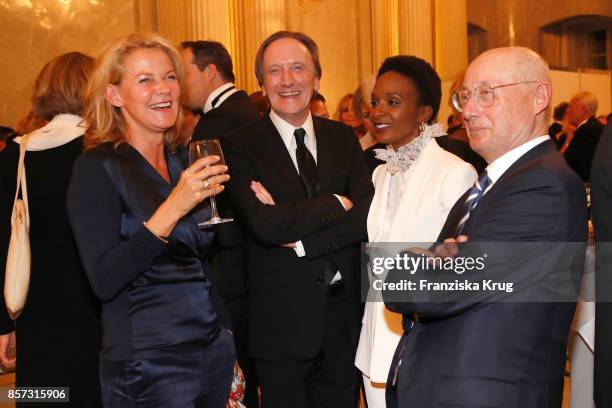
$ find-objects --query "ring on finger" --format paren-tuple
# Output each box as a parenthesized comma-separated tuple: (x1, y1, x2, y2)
(202, 179, 210, 189)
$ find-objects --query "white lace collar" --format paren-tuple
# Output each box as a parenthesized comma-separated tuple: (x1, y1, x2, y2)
(374, 123, 446, 174)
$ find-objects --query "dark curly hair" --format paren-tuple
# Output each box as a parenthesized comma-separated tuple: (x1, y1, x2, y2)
(377, 55, 441, 124)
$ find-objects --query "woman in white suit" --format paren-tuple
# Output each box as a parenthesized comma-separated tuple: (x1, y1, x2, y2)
(355, 55, 478, 407)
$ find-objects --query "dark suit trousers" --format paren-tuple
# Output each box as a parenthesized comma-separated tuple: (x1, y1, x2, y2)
(255, 291, 360, 408)
(99, 330, 235, 408)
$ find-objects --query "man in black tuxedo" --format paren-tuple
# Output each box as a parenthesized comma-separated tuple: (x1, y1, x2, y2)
(180, 40, 260, 407)
(180, 40, 259, 142)
(591, 122, 612, 408)
(224, 31, 373, 408)
(563, 91, 604, 182)
(384, 47, 587, 408)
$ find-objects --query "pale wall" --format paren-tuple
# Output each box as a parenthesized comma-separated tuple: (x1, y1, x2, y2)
(1, 0, 610, 129)
(550, 70, 611, 117)
(467, 0, 612, 51)
(286, 0, 370, 118)
(0, 0, 137, 129)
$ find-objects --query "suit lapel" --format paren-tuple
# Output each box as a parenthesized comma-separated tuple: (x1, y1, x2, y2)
(259, 115, 303, 189)
(492, 139, 557, 189)
(440, 139, 558, 239)
(312, 117, 335, 194)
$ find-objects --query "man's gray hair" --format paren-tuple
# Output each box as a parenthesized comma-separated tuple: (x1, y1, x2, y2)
(572, 91, 598, 116)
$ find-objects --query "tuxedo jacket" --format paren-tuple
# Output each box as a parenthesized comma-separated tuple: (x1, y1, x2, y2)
(591, 123, 612, 408)
(224, 114, 374, 360)
(564, 116, 604, 182)
(385, 140, 587, 408)
(192, 90, 260, 298)
(192, 90, 260, 143)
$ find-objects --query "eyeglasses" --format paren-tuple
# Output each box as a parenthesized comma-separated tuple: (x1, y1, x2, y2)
(451, 81, 539, 112)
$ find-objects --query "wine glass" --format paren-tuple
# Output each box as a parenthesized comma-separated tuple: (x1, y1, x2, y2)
(189, 139, 233, 226)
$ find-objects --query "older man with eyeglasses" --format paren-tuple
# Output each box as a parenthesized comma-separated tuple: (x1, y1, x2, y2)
(384, 47, 588, 408)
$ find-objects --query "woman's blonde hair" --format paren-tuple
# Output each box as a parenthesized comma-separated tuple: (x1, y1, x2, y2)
(84, 33, 186, 151)
(32, 52, 95, 120)
(333, 93, 354, 122)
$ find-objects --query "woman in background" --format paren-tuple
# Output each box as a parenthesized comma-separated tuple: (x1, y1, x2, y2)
(67, 33, 234, 407)
(0, 52, 102, 407)
(355, 55, 477, 407)
(334, 92, 366, 138)
(351, 76, 385, 174)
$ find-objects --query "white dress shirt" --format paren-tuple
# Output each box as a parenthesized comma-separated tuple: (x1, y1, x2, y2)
(269, 109, 317, 169)
(485, 135, 550, 188)
(203, 82, 239, 114)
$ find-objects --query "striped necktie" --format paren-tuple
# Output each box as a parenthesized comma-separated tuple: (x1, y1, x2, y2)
(455, 170, 491, 235)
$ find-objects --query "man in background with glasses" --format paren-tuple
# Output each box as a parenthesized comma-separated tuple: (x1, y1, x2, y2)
(385, 47, 587, 408)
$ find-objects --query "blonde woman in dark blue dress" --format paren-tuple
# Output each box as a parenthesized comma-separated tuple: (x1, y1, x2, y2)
(67, 33, 234, 408)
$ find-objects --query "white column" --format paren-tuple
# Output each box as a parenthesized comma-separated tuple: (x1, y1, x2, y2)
(434, 0, 468, 81)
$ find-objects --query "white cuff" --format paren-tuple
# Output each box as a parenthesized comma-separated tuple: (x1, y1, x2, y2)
(333, 194, 348, 210)
(293, 240, 306, 257)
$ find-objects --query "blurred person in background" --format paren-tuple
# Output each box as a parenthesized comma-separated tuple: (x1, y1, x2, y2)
(180, 38, 261, 408)
(310, 92, 329, 118)
(0, 51, 102, 407)
(14, 110, 47, 136)
(0, 126, 16, 152)
(181, 108, 201, 141)
(563, 91, 604, 182)
(180, 40, 259, 143)
(334, 92, 367, 138)
(597, 115, 607, 126)
(351, 76, 385, 174)
(548, 101, 568, 149)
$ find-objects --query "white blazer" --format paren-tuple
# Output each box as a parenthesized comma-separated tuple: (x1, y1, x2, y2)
(355, 138, 477, 382)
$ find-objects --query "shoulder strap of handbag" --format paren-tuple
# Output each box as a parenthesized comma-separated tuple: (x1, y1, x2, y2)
(12, 135, 30, 227)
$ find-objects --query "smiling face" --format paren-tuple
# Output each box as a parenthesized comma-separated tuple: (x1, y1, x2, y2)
(260, 37, 320, 126)
(107, 47, 180, 142)
(340, 98, 363, 129)
(310, 99, 329, 118)
(360, 103, 376, 136)
(370, 71, 431, 149)
(565, 97, 589, 127)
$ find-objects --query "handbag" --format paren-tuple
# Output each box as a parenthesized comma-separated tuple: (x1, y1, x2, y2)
(5, 135, 30, 320)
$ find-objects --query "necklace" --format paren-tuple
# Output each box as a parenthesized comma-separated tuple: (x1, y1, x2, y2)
(374, 123, 446, 174)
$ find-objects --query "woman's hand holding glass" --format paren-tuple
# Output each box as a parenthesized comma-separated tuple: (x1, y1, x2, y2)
(170, 155, 229, 215)
(145, 155, 229, 237)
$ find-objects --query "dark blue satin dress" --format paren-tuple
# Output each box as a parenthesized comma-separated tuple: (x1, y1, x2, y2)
(67, 143, 235, 408)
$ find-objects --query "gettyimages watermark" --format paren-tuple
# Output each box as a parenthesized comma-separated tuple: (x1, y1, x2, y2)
(369, 252, 512, 293)
(361, 241, 590, 303)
